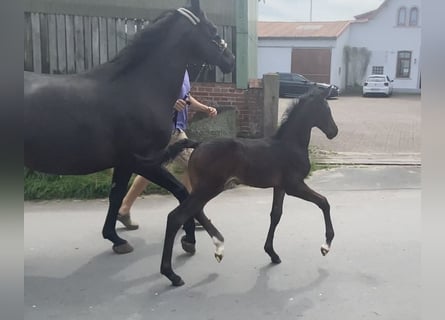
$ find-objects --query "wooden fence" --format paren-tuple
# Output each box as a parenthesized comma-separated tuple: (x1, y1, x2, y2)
(24, 12, 235, 83)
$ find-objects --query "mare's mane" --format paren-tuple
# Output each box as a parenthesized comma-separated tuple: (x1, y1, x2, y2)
(109, 10, 180, 79)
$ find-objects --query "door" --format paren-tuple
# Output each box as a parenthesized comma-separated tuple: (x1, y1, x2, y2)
(291, 48, 331, 83)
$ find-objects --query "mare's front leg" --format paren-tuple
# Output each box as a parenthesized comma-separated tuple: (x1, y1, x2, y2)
(135, 165, 197, 251)
(264, 187, 286, 263)
(285, 181, 334, 256)
(102, 166, 133, 254)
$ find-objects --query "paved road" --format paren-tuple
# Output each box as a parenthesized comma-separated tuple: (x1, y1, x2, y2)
(25, 166, 420, 320)
(279, 94, 421, 165)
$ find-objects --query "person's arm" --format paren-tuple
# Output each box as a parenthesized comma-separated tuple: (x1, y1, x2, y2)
(188, 95, 217, 118)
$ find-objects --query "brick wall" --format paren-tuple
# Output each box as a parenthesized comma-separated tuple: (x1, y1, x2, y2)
(190, 80, 264, 138)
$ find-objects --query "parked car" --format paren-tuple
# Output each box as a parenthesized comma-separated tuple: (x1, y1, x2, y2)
(278, 72, 339, 99)
(362, 74, 394, 97)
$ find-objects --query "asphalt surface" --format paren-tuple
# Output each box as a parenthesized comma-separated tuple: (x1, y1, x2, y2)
(25, 166, 420, 320)
(279, 94, 421, 165)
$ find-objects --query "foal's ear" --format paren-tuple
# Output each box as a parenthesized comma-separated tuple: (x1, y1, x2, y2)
(191, 0, 201, 13)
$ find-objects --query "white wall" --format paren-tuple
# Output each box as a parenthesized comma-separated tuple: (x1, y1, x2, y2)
(257, 45, 292, 78)
(348, 0, 421, 91)
(330, 27, 350, 90)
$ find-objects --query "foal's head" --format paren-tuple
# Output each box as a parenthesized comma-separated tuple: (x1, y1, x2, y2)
(277, 86, 338, 140)
(302, 86, 338, 139)
(295, 86, 338, 139)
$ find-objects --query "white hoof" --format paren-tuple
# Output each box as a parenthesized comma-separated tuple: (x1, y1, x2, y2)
(212, 236, 224, 262)
(320, 243, 330, 256)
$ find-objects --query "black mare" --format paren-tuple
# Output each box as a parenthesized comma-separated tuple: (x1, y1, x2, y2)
(24, 2, 234, 254)
(159, 86, 339, 286)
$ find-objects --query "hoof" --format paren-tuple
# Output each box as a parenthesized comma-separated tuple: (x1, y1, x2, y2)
(214, 253, 223, 263)
(181, 236, 196, 254)
(171, 275, 185, 287)
(271, 256, 282, 264)
(112, 242, 134, 254)
(320, 243, 330, 256)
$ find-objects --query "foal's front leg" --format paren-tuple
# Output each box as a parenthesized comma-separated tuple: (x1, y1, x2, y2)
(264, 187, 286, 263)
(286, 181, 334, 256)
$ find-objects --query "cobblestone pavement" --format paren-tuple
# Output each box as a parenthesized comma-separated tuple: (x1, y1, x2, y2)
(278, 94, 421, 165)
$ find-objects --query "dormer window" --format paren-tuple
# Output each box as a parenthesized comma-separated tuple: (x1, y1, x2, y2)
(397, 7, 407, 26)
(409, 7, 419, 26)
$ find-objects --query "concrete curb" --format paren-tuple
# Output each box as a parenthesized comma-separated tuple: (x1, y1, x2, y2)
(313, 152, 421, 166)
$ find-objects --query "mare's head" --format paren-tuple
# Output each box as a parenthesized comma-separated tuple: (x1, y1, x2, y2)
(175, 2, 235, 73)
(291, 86, 338, 139)
(110, 1, 234, 78)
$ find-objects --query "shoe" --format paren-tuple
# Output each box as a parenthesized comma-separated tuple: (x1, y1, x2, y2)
(117, 213, 139, 230)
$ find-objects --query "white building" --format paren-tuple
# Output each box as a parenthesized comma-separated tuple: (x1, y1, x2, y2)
(257, 0, 421, 93)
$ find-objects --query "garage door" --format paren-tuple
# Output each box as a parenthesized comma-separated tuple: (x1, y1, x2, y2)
(291, 48, 331, 83)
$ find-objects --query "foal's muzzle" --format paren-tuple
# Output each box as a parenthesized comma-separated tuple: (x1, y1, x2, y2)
(326, 126, 338, 140)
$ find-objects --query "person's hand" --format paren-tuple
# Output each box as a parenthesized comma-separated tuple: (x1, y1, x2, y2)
(174, 99, 188, 112)
(206, 106, 217, 118)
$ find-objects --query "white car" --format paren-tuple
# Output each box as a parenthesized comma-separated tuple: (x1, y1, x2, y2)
(362, 74, 394, 97)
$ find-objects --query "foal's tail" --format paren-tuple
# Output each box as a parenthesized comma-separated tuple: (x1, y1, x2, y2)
(162, 139, 201, 163)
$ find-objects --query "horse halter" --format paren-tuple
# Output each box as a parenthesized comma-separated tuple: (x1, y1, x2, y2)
(177, 8, 228, 55)
(177, 8, 201, 25)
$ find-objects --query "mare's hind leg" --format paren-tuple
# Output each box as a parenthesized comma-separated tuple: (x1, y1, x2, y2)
(135, 165, 197, 251)
(102, 166, 133, 254)
(264, 187, 286, 264)
(286, 181, 334, 256)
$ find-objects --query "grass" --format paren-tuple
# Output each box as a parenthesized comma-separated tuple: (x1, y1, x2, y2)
(24, 168, 169, 201)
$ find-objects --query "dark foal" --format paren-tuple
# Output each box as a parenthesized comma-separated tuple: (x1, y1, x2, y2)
(24, 2, 234, 254)
(159, 86, 339, 286)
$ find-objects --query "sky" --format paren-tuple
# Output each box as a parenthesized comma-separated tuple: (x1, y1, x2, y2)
(258, 0, 386, 22)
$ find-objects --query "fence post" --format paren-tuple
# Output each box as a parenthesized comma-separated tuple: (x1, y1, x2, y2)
(262, 73, 279, 137)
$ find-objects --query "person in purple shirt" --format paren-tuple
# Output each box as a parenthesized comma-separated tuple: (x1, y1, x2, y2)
(117, 71, 217, 230)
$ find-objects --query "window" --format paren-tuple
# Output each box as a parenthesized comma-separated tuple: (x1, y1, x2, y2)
(396, 51, 412, 78)
(372, 66, 384, 75)
(409, 7, 419, 26)
(397, 7, 407, 26)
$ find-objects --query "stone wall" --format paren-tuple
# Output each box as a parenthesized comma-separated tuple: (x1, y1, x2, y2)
(190, 80, 265, 139)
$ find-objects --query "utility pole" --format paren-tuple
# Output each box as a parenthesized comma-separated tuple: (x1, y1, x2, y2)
(310, 0, 313, 22)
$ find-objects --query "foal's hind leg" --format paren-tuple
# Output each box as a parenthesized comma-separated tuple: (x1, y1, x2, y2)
(286, 181, 334, 256)
(193, 210, 225, 262)
(102, 166, 134, 254)
(135, 165, 197, 252)
(160, 196, 208, 286)
(264, 188, 286, 264)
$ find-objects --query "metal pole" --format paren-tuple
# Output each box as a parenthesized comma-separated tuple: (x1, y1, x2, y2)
(310, 0, 313, 22)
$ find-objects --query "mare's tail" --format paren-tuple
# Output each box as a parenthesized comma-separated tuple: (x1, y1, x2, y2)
(162, 139, 201, 163)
